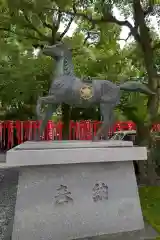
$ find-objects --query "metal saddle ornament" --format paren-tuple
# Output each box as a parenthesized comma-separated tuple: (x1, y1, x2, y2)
(35, 42, 155, 141)
(80, 84, 93, 100)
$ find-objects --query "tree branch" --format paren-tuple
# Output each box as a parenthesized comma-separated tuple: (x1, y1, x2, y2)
(83, 17, 97, 45)
(52, 8, 141, 44)
(55, 9, 62, 31)
(84, 31, 91, 44)
(0, 27, 42, 41)
(144, 5, 153, 16)
(83, 29, 99, 45)
(144, 0, 154, 16)
(50, 8, 62, 42)
(37, 13, 53, 30)
(118, 31, 132, 42)
(23, 13, 50, 41)
(153, 42, 160, 51)
(59, 15, 74, 40)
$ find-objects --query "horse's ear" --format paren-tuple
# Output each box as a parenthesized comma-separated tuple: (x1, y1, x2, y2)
(33, 44, 44, 49)
(55, 41, 64, 47)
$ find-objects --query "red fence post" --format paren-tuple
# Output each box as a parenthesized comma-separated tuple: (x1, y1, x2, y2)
(157, 124, 160, 131)
(52, 122, 56, 140)
(85, 120, 93, 140)
(23, 120, 33, 141)
(69, 120, 76, 140)
(32, 120, 41, 140)
(56, 121, 63, 140)
(92, 121, 100, 137)
(6, 121, 14, 149)
(0, 121, 3, 149)
(77, 121, 84, 140)
(45, 120, 52, 140)
(15, 120, 23, 145)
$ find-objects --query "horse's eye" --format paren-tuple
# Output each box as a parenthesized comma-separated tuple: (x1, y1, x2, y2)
(40, 45, 44, 49)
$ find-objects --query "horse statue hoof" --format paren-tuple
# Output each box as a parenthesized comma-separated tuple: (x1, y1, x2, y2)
(92, 136, 99, 141)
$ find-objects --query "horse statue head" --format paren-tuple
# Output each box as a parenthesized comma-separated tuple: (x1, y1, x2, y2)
(43, 42, 74, 76)
(42, 42, 72, 59)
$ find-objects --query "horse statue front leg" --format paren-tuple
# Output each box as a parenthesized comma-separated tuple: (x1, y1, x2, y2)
(36, 95, 56, 119)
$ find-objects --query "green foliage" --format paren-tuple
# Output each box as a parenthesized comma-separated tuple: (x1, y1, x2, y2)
(0, 38, 54, 119)
(0, 0, 159, 123)
(120, 92, 149, 124)
(139, 187, 160, 235)
(0, 0, 74, 47)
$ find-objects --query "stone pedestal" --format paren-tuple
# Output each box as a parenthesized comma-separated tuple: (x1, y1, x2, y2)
(6, 140, 147, 240)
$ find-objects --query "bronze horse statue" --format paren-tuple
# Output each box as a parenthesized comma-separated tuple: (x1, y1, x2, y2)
(36, 42, 155, 140)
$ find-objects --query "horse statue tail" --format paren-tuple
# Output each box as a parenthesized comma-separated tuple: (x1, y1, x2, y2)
(119, 81, 155, 95)
(36, 97, 42, 118)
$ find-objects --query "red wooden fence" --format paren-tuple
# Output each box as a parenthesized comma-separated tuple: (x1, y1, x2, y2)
(0, 120, 160, 150)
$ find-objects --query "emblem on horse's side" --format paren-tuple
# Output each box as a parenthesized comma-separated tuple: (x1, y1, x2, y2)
(80, 84, 93, 100)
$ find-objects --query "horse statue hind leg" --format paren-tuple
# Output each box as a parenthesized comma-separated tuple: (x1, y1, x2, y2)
(94, 103, 115, 140)
(35, 95, 58, 141)
(93, 80, 120, 141)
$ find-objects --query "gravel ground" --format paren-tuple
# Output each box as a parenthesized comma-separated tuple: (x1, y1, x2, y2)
(0, 169, 18, 240)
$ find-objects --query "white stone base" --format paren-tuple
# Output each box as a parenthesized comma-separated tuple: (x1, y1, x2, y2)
(6, 141, 146, 240)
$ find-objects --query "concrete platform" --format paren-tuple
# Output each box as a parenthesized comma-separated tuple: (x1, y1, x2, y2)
(6, 140, 147, 167)
(0, 168, 158, 240)
(5, 140, 147, 240)
(0, 141, 159, 240)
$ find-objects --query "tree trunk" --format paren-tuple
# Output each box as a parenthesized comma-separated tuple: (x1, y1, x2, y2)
(61, 103, 71, 140)
(133, 0, 159, 117)
(135, 124, 150, 146)
(135, 124, 149, 183)
(132, 0, 159, 184)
